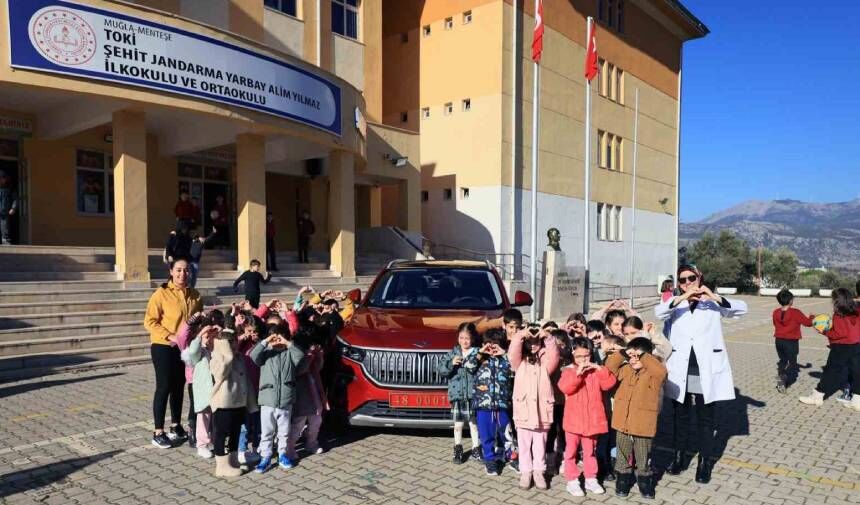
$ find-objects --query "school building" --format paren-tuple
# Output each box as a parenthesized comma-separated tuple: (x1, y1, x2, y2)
(0, 0, 706, 291)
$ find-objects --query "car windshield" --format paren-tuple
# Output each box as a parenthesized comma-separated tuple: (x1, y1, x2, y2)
(366, 268, 505, 309)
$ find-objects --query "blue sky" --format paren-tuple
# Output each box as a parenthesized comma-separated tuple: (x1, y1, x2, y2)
(679, 0, 860, 222)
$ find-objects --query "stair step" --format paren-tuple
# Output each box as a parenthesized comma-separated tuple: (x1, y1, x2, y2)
(0, 271, 119, 282)
(0, 331, 148, 356)
(0, 343, 150, 372)
(0, 309, 145, 330)
(0, 321, 144, 341)
(0, 299, 151, 316)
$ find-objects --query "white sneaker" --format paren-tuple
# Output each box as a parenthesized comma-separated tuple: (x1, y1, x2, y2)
(196, 447, 214, 459)
(584, 478, 605, 494)
(566, 480, 584, 497)
(798, 390, 824, 406)
(836, 396, 852, 405)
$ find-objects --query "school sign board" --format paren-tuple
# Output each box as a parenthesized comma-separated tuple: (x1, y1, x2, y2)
(6, 0, 342, 135)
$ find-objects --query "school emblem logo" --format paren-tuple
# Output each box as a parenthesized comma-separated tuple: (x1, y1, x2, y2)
(29, 8, 97, 66)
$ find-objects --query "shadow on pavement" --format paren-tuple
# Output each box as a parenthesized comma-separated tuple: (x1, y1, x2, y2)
(0, 450, 121, 499)
(0, 372, 125, 398)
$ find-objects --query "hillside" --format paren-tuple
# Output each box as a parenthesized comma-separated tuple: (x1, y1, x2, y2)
(680, 198, 860, 271)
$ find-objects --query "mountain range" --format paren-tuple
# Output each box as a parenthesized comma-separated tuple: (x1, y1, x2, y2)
(679, 198, 860, 271)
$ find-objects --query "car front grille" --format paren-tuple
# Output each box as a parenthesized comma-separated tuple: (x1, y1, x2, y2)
(361, 349, 448, 388)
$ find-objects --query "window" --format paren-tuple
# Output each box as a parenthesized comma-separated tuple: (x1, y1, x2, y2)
(463, 10, 472, 24)
(400, 111, 408, 123)
(598, 130, 623, 171)
(597, 203, 622, 241)
(264, 0, 297, 16)
(332, 0, 359, 39)
(421, 190, 429, 202)
(460, 187, 470, 199)
(444, 102, 453, 116)
(462, 98, 471, 111)
(597, 59, 624, 104)
(423, 25, 431, 37)
(444, 17, 453, 30)
(598, 0, 624, 33)
(421, 107, 430, 119)
(443, 188, 453, 200)
(366, 268, 504, 310)
(76, 149, 113, 215)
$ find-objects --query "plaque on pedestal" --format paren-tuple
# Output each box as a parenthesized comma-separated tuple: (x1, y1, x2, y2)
(541, 249, 585, 321)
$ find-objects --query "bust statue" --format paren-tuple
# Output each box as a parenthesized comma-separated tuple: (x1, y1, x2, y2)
(547, 228, 561, 251)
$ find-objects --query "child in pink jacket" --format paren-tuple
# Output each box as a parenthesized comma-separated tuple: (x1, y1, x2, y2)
(558, 337, 617, 497)
(510, 327, 560, 490)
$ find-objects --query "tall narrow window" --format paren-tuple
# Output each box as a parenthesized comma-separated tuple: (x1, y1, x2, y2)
(462, 98, 471, 111)
(463, 10, 472, 24)
(597, 203, 606, 240)
(444, 17, 453, 30)
(332, 0, 359, 39)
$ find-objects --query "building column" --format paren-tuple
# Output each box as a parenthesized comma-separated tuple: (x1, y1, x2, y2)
(398, 176, 421, 232)
(236, 134, 267, 271)
(112, 110, 149, 282)
(328, 150, 355, 277)
(303, 0, 333, 71)
(369, 186, 383, 227)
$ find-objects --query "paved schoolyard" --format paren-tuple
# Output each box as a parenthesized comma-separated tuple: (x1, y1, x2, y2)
(0, 295, 857, 505)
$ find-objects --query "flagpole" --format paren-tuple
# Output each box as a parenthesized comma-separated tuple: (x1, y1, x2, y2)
(529, 53, 540, 321)
(629, 88, 639, 307)
(582, 16, 593, 314)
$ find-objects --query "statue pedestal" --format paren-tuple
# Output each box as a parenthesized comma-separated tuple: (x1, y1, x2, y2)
(540, 249, 585, 321)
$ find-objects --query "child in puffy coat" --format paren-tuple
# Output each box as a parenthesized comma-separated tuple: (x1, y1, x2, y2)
(558, 337, 617, 497)
(464, 328, 513, 476)
(510, 327, 560, 490)
(437, 322, 481, 464)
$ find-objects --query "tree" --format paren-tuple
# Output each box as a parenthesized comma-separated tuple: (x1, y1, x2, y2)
(687, 230, 755, 290)
(761, 247, 799, 288)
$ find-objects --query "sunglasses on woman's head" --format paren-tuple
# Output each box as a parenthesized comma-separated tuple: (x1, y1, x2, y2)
(679, 274, 698, 284)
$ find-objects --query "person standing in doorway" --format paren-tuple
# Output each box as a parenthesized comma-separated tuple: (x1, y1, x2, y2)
(266, 211, 278, 271)
(0, 170, 18, 245)
(297, 210, 315, 264)
(175, 190, 196, 230)
(213, 195, 230, 249)
(655, 265, 747, 485)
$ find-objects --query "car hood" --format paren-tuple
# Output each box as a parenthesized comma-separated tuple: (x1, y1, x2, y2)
(339, 307, 504, 350)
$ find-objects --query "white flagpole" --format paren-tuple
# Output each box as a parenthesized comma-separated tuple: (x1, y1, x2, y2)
(583, 17, 593, 314)
(629, 88, 639, 307)
(529, 47, 540, 321)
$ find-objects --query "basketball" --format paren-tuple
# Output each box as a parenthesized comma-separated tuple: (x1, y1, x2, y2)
(812, 314, 832, 333)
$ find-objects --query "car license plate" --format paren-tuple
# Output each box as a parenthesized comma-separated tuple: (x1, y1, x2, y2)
(389, 393, 450, 409)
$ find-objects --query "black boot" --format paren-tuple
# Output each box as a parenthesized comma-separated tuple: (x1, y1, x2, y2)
(666, 450, 685, 475)
(187, 419, 196, 448)
(637, 475, 655, 499)
(615, 472, 634, 497)
(695, 456, 713, 484)
(453, 444, 464, 464)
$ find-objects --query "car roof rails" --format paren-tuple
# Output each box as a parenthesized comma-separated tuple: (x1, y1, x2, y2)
(386, 259, 410, 269)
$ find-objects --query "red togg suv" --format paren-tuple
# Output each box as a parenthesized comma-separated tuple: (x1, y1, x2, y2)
(335, 260, 533, 428)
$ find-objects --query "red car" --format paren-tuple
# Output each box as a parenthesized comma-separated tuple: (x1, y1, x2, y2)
(335, 260, 533, 428)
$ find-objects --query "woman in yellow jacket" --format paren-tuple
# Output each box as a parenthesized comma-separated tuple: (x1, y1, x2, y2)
(144, 257, 202, 449)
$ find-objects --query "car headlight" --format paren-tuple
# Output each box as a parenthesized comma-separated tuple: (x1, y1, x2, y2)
(337, 336, 366, 363)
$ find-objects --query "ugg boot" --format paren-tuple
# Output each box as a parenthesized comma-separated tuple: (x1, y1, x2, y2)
(533, 471, 547, 490)
(636, 475, 656, 499)
(214, 454, 242, 477)
(614, 473, 635, 497)
(798, 389, 824, 406)
(844, 394, 860, 411)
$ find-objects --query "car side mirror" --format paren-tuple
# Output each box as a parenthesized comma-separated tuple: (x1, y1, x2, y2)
(513, 291, 533, 307)
(347, 288, 362, 303)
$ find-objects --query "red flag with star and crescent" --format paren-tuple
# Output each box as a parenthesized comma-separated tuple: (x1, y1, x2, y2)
(584, 18, 598, 81)
(532, 0, 544, 63)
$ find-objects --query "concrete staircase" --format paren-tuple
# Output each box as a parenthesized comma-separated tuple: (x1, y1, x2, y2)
(0, 245, 388, 380)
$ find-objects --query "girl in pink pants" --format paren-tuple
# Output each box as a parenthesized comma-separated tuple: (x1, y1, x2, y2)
(558, 337, 617, 497)
(509, 326, 560, 490)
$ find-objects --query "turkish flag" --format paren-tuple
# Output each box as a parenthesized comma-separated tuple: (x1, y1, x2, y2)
(584, 18, 598, 81)
(532, 0, 544, 63)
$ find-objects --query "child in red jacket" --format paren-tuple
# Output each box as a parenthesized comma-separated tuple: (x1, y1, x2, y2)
(799, 288, 860, 409)
(772, 289, 813, 393)
(558, 337, 617, 497)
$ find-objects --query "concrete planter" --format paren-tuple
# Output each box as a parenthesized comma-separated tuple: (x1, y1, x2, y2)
(789, 289, 812, 297)
(819, 289, 832, 297)
(716, 287, 737, 295)
(760, 288, 781, 296)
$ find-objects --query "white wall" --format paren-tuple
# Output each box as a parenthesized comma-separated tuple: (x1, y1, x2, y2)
(421, 185, 502, 255)
(263, 7, 304, 58)
(181, 0, 229, 31)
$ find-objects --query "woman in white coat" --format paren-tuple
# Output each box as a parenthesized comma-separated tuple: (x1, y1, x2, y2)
(655, 265, 747, 485)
